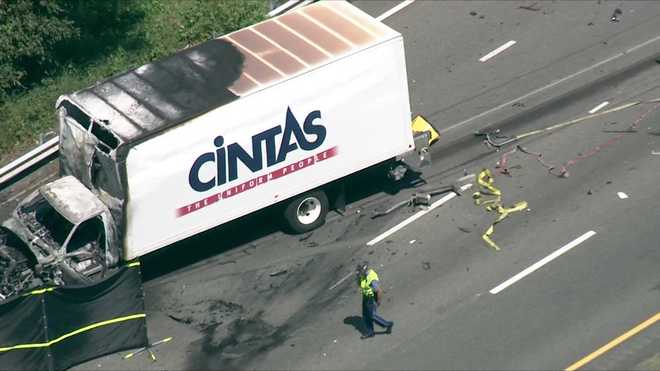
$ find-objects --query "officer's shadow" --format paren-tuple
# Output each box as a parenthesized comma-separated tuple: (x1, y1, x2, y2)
(343, 316, 367, 336)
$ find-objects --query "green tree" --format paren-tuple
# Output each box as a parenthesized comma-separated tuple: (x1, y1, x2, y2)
(0, 0, 79, 97)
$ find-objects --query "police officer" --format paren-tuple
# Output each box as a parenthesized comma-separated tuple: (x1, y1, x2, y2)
(356, 261, 393, 339)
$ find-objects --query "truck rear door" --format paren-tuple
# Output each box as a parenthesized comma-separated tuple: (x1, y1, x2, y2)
(58, 101, 98, 188)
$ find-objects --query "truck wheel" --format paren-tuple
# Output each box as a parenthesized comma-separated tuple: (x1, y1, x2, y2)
(284, 190, 329, 234)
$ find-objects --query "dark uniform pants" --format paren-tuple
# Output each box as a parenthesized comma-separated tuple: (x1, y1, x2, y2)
(362, 296, 393, 336)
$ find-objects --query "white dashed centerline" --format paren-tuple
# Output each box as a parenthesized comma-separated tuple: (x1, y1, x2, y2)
(489, 230, 597, 294)
(376, 0, 416, 21)
(366, 183, 473, 246)
(441, 33, 660, 134)
(589, 101, 609, 114)
(479, 40, 517, 62)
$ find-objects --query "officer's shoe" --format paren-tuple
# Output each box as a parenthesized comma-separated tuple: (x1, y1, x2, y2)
(385, 323, 394, 335)
(360, 333, 375, 340)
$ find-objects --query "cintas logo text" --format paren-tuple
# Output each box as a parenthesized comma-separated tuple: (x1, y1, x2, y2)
(188, 107, 326, 193)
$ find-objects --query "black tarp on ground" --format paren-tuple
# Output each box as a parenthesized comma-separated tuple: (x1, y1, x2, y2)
(0, 264, 147, 371)
(0, 293, 48, 371)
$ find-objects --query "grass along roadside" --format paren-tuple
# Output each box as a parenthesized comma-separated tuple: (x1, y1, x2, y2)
(0, 0, 267, 167)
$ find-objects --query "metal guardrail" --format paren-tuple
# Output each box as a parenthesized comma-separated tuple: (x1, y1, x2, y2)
(268, 0, 313, 17)
(0, 136, 59, 189)
(0, 0, 315, 191)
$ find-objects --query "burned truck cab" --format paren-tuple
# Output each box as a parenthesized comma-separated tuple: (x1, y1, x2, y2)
(0, 97, 126, 301)
(1, 176, 120, 297)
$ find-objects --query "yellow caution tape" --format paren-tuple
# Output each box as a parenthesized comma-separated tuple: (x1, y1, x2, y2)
(0, 313, 146, 352)
(411, 115, 440, 145)
(22, 261, 141, 297)
(473, 169, 528, 251)
(25, 287, 55, 296)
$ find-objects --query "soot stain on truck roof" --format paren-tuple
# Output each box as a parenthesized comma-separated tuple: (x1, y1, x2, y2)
(68, 38, 243, 143)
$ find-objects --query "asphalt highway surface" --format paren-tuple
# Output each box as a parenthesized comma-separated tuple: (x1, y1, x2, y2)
(2, 1, 659, 370)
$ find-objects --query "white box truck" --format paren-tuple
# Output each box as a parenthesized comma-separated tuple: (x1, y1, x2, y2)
(0, 1, 428, 299)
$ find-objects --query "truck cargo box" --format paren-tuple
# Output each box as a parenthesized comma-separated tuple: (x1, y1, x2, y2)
(56, 1, 413, 260)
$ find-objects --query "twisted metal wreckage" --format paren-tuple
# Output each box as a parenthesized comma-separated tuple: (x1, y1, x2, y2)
(372, 98, 660, 250)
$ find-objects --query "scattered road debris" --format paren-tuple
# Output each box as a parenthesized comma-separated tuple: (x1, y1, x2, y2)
(409, 239, 416, 244)
(518, 2, 541, 11)
(123, 336, 173, 362)
(458, 226, 472, 233)
(610, 8, 622, 22)
(372, 183, 463, 219)
(472, 169, 528, 251)
(299, 232, 313, 241)
(617, 192, 629, 199)
(269, 269, 288, 277)
(475, 99, 660, 150)
(480, 99, 660, 178)
(422, 262, 431, 270)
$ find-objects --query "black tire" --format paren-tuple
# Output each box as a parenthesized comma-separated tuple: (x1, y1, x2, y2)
(283, 190, 329, 234)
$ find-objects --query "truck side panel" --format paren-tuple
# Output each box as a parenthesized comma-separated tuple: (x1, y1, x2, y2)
(123, 37, 412, 259)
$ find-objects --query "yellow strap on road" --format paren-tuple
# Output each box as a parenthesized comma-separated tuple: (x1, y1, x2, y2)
(0, 313, 146, 352)
(473, 169, 528, 251)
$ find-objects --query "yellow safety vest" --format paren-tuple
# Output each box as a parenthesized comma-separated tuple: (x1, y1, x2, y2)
(360, 269, 379, 297)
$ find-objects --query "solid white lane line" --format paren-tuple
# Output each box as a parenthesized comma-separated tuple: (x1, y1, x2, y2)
(589, 101, 609, 114)
(479, 40, 517, 62)
(376, 0, 416, 21)
(440, 33, 660, 134)
(489, 230, 597, 294)
(366, 184, 473, 246)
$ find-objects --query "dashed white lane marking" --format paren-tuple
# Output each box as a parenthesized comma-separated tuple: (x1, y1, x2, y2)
(440, 33, 660, 135)
(328, 272, 353, 290)
(366, 184, 473, 247)
(489, 230, 597, 294)
(479, 40, 517, 62)
(617, 192, 629, 199)
(589, 101, 610, 114)
(376, 0, 416, 21)
(458, 173, 476, 182)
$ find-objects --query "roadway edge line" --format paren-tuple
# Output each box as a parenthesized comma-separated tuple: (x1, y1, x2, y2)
(565, 312, 660, 370)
